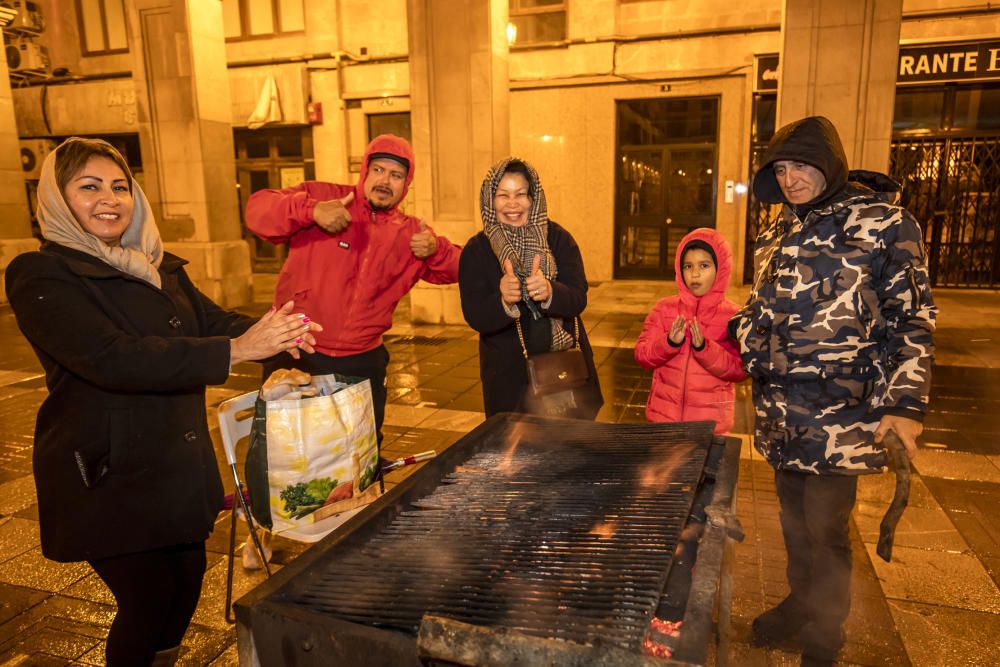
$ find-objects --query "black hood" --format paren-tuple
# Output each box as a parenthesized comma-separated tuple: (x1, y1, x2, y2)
(752, 116, 849, 206)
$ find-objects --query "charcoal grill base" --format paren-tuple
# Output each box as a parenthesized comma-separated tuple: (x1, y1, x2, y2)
(235, 415, 741, 667)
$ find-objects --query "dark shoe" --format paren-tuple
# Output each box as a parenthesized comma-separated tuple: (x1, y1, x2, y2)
(800, 655, 834, 667)
(151, 646, 181, 667)
(800, 621, 844, 666)
(751, 596, 808, 648)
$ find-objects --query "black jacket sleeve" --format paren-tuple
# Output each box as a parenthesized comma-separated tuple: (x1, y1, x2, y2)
(6, 253, 233, 392)
(544, 223, 589, 319)
(459, 235, 518, 335)
(177, 270, 256, 339)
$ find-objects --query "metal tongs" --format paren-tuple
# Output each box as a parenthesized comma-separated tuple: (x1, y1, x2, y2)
(876, 431, 911, 563)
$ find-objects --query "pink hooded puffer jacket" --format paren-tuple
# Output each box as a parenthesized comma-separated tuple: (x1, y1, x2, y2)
(634, 228, 747, 433)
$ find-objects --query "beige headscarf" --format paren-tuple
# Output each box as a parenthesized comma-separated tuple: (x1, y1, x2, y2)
(37, 139, 164, 288)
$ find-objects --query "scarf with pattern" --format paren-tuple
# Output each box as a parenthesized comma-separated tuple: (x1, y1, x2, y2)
(37, 139, 163, 288)
(480, 157, 574, 352)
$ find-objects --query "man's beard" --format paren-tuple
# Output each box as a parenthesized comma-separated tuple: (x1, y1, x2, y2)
(368, 199, 392, 212)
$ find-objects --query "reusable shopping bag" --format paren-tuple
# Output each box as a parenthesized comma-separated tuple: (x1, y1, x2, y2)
(244, 373, 381, 534)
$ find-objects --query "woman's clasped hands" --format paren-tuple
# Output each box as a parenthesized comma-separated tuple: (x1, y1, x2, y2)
(230, 300, 324, 365)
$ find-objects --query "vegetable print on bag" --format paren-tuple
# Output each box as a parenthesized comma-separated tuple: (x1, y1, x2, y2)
(245, 373, 381, 534)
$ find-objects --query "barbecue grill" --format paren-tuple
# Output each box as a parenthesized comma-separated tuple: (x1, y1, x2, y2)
(235, 414, 742, 666)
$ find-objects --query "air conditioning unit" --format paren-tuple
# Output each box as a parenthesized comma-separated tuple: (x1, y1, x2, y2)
(6, 41, 48, 72)
(20, 138, 55, 180)
(2, 1, 44, 33)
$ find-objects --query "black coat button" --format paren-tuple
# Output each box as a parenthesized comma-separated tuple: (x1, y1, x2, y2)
(169, 316, 182, 328)
(184, 430, 197, 442)
(756, 325, 767, 335)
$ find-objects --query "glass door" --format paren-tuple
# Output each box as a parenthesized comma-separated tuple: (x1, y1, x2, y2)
(614, 97, 719, 279)
(234, 127, 314, 272)
(616, 149, 668, 278)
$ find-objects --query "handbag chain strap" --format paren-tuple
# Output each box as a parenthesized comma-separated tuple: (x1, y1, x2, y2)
(514, 316, 580, 360)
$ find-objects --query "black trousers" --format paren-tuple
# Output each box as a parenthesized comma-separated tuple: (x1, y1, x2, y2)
(263, 345, 390, 442)
(774, 469, 858, 658)
(88, 542, 206, 666)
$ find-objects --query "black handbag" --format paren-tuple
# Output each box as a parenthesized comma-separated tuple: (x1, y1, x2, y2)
(515, 317, 590, 397)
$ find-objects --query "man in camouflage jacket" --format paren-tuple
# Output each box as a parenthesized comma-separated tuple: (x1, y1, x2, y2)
(734, 116, 936, 666)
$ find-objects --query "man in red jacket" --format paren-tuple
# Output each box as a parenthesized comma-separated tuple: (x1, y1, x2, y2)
(246, 134, 461, 442)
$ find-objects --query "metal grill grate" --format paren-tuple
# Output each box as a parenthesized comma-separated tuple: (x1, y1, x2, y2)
(280, 420, 712, 652)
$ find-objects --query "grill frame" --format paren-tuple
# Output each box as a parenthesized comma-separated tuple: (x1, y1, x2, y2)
(235, 415, 741, 666)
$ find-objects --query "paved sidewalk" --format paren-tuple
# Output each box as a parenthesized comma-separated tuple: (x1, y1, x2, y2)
(0, 280, 997, 665)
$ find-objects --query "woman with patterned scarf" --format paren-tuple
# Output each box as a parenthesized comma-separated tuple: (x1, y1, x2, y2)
(459, 157, 603, 418)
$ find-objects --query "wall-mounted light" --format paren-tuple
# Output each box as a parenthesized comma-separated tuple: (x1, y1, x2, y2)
(506, 22, 517, 45)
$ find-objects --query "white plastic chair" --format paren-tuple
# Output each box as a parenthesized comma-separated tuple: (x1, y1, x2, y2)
(216, 391, 365, 622)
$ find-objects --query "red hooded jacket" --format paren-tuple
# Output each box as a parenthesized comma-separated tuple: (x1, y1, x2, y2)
(634, 228, 746, 433)
(246, 135, 460, 356)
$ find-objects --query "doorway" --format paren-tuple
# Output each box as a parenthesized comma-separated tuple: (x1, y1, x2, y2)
(614, 97, 719, 279)
(234, 127, 315, 272)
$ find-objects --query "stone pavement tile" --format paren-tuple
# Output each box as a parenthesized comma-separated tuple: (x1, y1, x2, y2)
(403, 386, 459, 407)
(0, 582, 47, 627)
(865, 543, 1000, 613)
(444, 389, 485, 413)
(0, 517, 39, 563)
(856, 472, 938, 509)
(0, 390, 45, 446)
(0, 548, 90, 593)
(207, 641, 239, 666)
(416, 408, 484, 433)
(0, 475, 37, 517)
(61, 572, 114, 607)
(0, 595, 113, 653)
(191, 552, 274, 632)
(0, 371, 43, 388)
(911, 450, 1000, 483)
(888, 599, 1000, 667)
(7, 623, 101, 660)
(920, 476, 1000, 588)
(74, 643, 105, 665)
(3, 651, 69, 665)
(853, 502, 970, 553)
(383, 404, 437, 428)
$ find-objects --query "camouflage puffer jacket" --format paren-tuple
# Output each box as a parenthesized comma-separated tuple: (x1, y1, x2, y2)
(734, 172, 937, 474)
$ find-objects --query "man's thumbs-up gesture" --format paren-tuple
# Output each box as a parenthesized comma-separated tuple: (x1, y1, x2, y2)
(500, 259, 522, 306)
(313, 191, 354, 234)
(524, 254, 551, 303)
(410, 220, 438, 259)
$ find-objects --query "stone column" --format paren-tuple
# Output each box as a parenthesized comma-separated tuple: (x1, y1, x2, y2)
(406, 0, 510, 324)
(0, 12, 39, 304)
(777, 0, 902, 172)
(126, 0, 251, 307)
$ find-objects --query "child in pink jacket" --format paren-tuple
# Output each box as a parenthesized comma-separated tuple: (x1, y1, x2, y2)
(634, 228, 746, 434)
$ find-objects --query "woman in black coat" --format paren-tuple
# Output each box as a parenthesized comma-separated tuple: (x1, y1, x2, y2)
(4, 138, 322, 666)
(459, 158, 602, 418)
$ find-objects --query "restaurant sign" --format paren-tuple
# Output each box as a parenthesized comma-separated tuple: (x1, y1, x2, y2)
(755, 40, 1000, 91)
(897, 41, 1000, 84)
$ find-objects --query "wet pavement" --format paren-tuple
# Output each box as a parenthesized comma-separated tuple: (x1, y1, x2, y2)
(0, 278, 998, 665)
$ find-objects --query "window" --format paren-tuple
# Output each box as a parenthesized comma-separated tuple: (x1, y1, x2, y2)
(893, 88, 946, 133)
(223, 0, 305, 40)
(76, 0, 128, 55)
(367, 113, 412, 143)
(952, 85, 1000, 131)
(508, 0, 566, 46)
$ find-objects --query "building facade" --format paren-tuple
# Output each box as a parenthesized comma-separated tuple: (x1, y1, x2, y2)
(0, 0, 997, 309)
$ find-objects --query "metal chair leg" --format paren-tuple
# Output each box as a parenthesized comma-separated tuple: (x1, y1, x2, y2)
(231, 463, 272, 578)
(225, 501, 238, 624)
